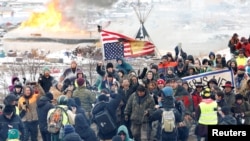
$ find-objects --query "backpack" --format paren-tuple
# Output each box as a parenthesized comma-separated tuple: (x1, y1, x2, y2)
(47, 106, 69, 134)
(162, 109, 176, 132)
(92, 102, 117, 134)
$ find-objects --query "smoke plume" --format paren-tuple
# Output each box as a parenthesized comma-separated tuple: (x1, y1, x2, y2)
(53, 0, 119, 29)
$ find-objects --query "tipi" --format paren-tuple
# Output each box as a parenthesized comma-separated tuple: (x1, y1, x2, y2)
(131, 0, 153, 41)
(131, 0, 161, 57)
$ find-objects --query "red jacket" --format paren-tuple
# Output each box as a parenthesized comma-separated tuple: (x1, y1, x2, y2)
(191, 91, 202, 111)
(244, 43, 250, 57)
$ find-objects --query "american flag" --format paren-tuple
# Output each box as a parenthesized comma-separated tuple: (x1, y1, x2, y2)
(101, 29, 155, 60)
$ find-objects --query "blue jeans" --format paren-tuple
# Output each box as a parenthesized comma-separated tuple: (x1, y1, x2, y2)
(23, 120, 38, 141)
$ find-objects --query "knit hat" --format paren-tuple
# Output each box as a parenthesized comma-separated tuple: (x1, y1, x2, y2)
(8, 129, 19, 139)
(77, 78, 85, 86)
(3, 105, 14, 115)
(112, 135, 122, 141)
(157, 79, 165, 85)
(4, 94, 18, 104)
(106, 62, 114, 69)
(14, 81, 22, 88)
(162, 86, 173, 97)
(45, 92, 53, 100)
(64, 124, 75, 135)
(43, 66, 50, 73)
(235, 94, 244, 100)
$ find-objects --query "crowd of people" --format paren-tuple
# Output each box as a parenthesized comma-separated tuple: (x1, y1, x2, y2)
(0, 33, 250, 141)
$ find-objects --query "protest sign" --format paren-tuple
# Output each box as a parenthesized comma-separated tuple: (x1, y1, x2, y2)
(182, 68, 234, 89)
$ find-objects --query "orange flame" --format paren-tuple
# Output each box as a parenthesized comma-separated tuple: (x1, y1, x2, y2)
(20, 0, 76, 32)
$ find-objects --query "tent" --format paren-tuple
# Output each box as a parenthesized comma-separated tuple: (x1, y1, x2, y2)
(131, 0, 161, 57)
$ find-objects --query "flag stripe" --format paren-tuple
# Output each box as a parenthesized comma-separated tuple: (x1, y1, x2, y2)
(101, 29, 155, 60)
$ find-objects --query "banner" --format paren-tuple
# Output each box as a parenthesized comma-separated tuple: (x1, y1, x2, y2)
(182, 68, 235, 89)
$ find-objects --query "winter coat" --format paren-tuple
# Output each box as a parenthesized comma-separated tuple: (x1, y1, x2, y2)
(0, 114, 24, 141)
(8, 76, 19, 93)
(217, 99, 227, 108)
(61, 67, 81, 84)
(231, 101, 250, 125)
(36, 96, 54, 131)
(91, 94, 122, 140)
(96, 65, 119, 81)
(124, 91, 155, 124)
(117, 84, 138, 125)
(116, 58, 134, 75)
(18, 85, 44, 121)
(75, 114, 98, 141)
(149, 108, 182, 141)
(38, 75, 57, 93)
(73, 86, 96, 112)
(174, 85, 194, 114)
(224, 90, 236, 108)
(191, 90, 203, 111)
(49, 84, 63, 103)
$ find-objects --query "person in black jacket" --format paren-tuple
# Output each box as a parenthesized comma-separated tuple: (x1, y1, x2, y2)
(75, 113, 98, 141)
(92, 92, 122, 140)
(0, 105, 24, 141)
(96, 62, 120, 81)
(150, 86, 182, 141)
(36, 92, 54, 141)
(38, 67, 57, 93)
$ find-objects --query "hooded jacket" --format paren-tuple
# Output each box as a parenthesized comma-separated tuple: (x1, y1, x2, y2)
(117, 125, 134, 141)
(75, 114, 98, 141)
(36, 96, 54, 131)
(116, 58, 134, 75)
(8, 76, 19, 93)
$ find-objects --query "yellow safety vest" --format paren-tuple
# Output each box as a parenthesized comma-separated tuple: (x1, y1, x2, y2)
(198, 101, 218, 125)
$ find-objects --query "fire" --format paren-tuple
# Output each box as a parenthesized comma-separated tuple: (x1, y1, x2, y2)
(20, 0, 76, 32)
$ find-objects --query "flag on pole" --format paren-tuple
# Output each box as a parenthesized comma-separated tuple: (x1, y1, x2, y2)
(100, 29, 155, 60)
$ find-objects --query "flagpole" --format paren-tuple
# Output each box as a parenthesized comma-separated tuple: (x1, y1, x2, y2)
(97, 25, 105, 63)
